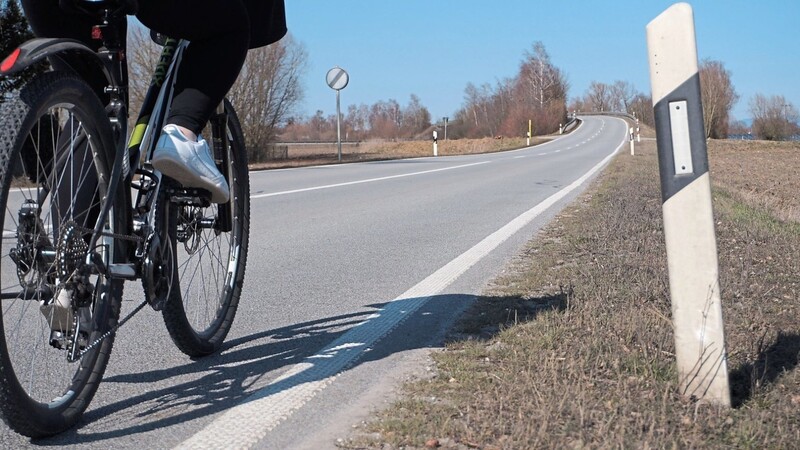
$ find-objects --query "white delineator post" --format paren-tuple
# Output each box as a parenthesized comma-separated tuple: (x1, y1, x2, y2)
(433, 130, 438, 156)
(637, 118, 641, 142)
(629, 126, 635, 155)
(647, 3, 731, 406)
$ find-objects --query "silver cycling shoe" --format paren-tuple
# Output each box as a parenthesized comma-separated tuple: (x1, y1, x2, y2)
(151, 124, 230, 203)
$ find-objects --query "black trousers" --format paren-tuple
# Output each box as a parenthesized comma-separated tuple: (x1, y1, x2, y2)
(20, 0, 250, 135)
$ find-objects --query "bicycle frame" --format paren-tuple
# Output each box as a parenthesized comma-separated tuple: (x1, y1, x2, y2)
(1, 5, 233, 283)
(0, 4, 247, 435)
(87, 33, 190, 280)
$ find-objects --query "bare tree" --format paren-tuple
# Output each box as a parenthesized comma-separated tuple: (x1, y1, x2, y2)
(367, 100, 395, 139)
(127, 26, 162, 123)
(454, 42, 568, 138)
(629, 93, 655, 127)
(585, 81, 613, 112)
(610, 80, 635, 113)
(461, 82, 497, 137)
(345, 103, 368, 141)
(749, 94, 799, 140)
(521, 42, 562, 109)
(463, 82, 481, 130)
(567, 96, 588, 114)
(228, 33, 307, 155)
(699, 59, 738, 139)
(402, 94, 431, 136)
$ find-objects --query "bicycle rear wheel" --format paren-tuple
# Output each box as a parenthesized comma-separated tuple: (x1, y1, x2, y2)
(0, 72, 125, 437)
(162, 99, 250, 357)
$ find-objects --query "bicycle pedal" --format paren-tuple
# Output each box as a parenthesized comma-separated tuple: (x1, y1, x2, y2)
(168, 188, 211, 207)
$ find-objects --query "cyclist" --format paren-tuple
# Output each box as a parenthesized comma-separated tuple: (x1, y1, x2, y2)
(19, 0, 287, 203)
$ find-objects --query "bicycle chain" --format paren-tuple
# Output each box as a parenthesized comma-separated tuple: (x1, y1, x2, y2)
(74, 224, 146, 244)
(72, 298, 149, 361)
(69, 191, 203, 360)
(67, 225, 148, 362)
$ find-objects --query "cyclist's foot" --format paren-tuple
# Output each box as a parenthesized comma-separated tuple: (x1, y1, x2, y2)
(151, 125, 230, 203)
(40, 287, 73, 333)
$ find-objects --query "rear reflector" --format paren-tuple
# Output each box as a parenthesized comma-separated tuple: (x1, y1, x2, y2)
(0, 48, 21, 73)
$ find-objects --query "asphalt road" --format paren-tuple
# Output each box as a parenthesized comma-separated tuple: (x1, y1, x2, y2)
(1, 115, 628, 449)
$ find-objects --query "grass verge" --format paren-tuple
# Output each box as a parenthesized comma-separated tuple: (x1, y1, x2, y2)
(343, 138, 800, 449)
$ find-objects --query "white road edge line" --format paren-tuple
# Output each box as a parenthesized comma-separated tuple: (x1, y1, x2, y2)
(176, 118, 625, 450)
(250, 161, 490, 198)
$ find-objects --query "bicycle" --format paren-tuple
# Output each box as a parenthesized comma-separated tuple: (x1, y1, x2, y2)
(0, 0, 249, 437)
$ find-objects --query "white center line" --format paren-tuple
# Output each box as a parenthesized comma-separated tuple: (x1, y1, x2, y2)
(250, 161, 491, 199)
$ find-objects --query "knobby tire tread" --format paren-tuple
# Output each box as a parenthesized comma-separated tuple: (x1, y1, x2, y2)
(0, 72, 124, 438)
(161, 100, 250, 357)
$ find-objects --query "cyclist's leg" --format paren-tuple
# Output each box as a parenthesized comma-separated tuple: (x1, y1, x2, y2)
(136, 1, 248, 202)
(49, 127, 100, 236)
(136, 0, 250, 135)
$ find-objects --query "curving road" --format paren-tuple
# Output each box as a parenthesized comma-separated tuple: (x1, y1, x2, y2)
(1, 116, 628, 449)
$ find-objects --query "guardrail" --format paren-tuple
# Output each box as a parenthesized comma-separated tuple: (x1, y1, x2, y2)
(575, 111, 637, 122)
(562, 116, 580, 132)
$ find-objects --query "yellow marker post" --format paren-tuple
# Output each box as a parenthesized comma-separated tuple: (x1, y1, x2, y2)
(527, 120, 532, 146)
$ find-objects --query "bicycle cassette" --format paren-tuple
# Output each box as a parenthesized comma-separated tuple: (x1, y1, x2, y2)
(56, 221, 89, 280)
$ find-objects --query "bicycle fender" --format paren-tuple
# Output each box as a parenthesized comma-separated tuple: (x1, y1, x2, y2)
(0, 38, 113, 85)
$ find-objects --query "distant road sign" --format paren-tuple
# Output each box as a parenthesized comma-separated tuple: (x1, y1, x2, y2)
(326, 67, 349, 90)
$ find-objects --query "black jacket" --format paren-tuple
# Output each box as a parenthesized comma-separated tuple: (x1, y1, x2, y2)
(245, 0, 287, 49)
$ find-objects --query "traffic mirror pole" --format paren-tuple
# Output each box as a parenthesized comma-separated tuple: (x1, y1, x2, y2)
(326, 67, 350, 162)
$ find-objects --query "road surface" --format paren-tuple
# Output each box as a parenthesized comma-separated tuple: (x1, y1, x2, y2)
(1, 115, 628, 449)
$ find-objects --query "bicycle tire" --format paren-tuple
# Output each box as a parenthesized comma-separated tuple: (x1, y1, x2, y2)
(0, 72, 126, 437)
(162, 99, 250, 357)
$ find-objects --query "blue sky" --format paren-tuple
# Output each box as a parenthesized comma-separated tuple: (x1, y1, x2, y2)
(286, 1, 799, 123)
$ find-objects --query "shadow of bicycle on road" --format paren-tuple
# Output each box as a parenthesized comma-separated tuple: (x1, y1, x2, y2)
(26, 292, 501, 446)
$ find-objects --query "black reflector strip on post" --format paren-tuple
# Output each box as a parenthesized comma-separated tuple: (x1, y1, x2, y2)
(653, 73, 710, 203)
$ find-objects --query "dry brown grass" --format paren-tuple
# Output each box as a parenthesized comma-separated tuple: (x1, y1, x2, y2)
(709, 139, 800, 223)
(342, 138, 800, 449)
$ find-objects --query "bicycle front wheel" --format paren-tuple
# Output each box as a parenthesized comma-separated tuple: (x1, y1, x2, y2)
(0, 72, 125, 437)
(162, 99, 250, 357)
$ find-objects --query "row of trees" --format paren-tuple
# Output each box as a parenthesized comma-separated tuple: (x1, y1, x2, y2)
(568, 59, 741, 138)
(700, 60, 799, 140)
(279, 94, 432, 142)
(449, 42, 568, 139)
(4, 1, 796, 144)
(746, 94, 800, 140)
(569, 80, 655, 128)
(571, 59, 798, 141)
(280, 41, 570, 142)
